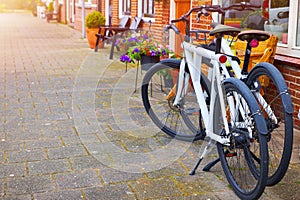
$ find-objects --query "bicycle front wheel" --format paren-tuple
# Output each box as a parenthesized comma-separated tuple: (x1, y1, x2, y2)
(141, 60, 210, 141)
(214, 78, 269, 200)
(246, 62, 293, 186)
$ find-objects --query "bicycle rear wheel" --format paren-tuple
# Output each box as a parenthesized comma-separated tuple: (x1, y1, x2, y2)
(246, 62, 293, 186)
(141, 59, 210, 141)
(214, 78, 269, 200)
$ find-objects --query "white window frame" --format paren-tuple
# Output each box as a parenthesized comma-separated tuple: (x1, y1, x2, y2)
(138, 0, 155, 22)
(119, 0, 131, 18)
(76, 0, 96, 8)
(276, 0, 300, 58)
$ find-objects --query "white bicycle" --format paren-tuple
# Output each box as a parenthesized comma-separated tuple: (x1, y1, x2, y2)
(142, 3, 293, 199)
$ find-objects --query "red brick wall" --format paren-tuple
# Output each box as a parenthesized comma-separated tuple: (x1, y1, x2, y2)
(74, 7, 98, 31)
(274, 61, 300, 129)
(151, 1, 170, 44)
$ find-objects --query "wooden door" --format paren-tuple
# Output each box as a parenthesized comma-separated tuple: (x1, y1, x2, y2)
(174, 0, 190, 55)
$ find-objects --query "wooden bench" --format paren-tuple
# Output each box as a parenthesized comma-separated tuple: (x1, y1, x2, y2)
(95, 16, 143, 60)
(94, 16, 131, 53)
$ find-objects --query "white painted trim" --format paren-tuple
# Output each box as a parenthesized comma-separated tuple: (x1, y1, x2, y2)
(169, 0, 175, 51)
(105, 0, 109, 25)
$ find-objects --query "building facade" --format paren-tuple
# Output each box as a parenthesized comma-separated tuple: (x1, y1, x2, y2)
(55, 0, 300, 129)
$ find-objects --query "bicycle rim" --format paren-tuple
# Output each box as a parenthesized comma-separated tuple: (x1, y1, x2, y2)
(246, 63, 293, 186)
(141, 62, 209, 141)
(215, 80, 268, 200)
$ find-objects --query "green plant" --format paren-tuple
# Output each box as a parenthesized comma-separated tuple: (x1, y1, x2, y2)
(47, 1, 54, 12)
(118, 30, 172, 63)
(85, 11, 106, 29)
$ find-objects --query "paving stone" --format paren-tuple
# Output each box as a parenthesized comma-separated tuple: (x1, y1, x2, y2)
(77, 133, 101, 144)
(33, 189, 84, 200)
(0, 140, 24, 151)
(145, 161, 188, 179)
(28, 159, 72, 175)
(129, 177, 184, 199)
(99, 168, 145, 184)
(83, 184, 135, 200)
(47, 145, 88, 159)
(70, 155, 106, 171)
(6, 175, 55, 195)
(6, 149, 47, 163)
(2, 194, 32, 200)
(0, 163, 26, 178)
(55, 170, 102, 190)
(0, 152, 3, 163)
(25, 137, 63, 150)
(61, 135, 82, 146)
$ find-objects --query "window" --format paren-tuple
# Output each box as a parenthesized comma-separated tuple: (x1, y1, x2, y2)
(297, 4, 300, 46)
(142, 0, 155, 18)
(120, 0, 131, 16)
(213, 0, 300, 58)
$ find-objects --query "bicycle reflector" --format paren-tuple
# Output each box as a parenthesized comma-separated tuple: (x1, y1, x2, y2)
(219, 55, 227, 63)
(250, 39, 259, 48)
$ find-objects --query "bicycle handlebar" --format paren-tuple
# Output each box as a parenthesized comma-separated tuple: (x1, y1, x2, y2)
(164, 23, 180, 34)
(167, 2, 260, 35)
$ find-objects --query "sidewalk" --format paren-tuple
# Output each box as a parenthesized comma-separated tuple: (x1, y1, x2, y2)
(0, 11, 298, 200)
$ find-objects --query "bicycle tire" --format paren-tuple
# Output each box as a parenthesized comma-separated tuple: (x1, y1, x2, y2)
(246, 62, 294, 186)
(214, 78, 269, 200)
(141, 59, 210, 141)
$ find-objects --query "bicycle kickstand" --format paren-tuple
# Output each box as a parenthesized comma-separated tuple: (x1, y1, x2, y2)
(202, 149, 230, 171)
(190, 140, 214, 175)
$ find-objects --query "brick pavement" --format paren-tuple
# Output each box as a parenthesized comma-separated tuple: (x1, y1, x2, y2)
(0, 11, 299, 200)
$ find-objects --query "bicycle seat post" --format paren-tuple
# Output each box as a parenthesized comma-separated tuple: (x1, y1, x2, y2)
(241, 41, 252, 75)
(238, 30, 271, 75)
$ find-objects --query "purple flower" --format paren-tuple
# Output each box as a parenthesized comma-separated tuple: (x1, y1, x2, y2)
(128, 37, 138, 43)
(162, 49, 166, 56)
(150, 50, 156, 56)
(133, 47, 139, 53)
(120, 54, 131, 63)
(142, 34, 149, 40)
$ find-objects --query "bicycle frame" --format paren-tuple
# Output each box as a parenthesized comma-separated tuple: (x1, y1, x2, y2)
(220, 38, 278, 124)
(173, 41, 254, 145)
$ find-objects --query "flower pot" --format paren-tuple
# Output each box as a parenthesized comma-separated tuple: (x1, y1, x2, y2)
(86, 28, 104, 49)
(141, 55, 160, 71)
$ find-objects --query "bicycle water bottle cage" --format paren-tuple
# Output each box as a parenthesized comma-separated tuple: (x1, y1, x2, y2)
(238, 30, 271, 43)
(209, 24, 240, 38)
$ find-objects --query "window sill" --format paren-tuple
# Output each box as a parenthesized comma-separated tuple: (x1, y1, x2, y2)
(75, 3, 96, 8)
(142, 17, 155, 23)
(274, 54, 300, 68)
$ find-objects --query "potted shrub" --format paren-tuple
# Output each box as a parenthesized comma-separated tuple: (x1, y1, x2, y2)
(45, 1, 54, 22)
(85, 11, 106, 49)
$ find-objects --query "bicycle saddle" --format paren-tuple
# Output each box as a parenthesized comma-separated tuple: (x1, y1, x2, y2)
(238, 30, 271, 42)
(209, 24, 241, 37)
